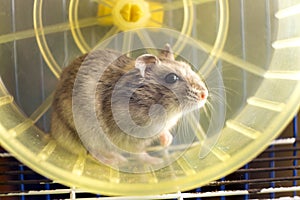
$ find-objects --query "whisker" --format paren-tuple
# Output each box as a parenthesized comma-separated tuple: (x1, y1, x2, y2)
(176, 116, 195, 144)
(209, 86, 239, 96)
(204, 100, 215, 117)
(208, 92, 225, 105)
(208, 92, 232, 112)
(203, 106, 210, 119)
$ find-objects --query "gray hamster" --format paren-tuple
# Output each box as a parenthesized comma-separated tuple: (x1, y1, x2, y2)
(50, 44, 208, 165)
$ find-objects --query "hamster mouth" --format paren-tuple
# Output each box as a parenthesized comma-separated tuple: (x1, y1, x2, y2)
(182, 98, 207, 113)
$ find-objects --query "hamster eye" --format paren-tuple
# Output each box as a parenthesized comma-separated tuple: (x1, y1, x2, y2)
(165, 73, 179, 84)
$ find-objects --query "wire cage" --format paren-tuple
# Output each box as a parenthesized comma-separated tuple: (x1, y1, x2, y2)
(0, 0, 300, 199)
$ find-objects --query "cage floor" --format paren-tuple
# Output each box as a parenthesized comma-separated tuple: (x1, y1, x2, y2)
(0, 112, 299, 200)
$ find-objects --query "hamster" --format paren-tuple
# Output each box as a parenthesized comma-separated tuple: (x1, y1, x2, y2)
(50, 44, 208, 165)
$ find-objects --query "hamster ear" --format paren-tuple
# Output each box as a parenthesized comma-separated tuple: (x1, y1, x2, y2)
(159, 43, 175, 60)
(135, 54, 160, 77)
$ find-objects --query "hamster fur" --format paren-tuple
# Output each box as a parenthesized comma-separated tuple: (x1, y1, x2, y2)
(51, 44, 208, 164)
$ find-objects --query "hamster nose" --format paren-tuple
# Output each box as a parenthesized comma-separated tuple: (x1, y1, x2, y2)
(199, 90, 207, 100)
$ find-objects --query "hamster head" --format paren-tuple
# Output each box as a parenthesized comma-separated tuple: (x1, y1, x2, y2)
(106, 44, 209, 152)
(133, 44, 208, 117)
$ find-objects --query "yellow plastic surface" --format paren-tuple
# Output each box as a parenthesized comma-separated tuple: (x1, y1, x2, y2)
(97, 0, 163, 29)
(0, 0, 300, 196)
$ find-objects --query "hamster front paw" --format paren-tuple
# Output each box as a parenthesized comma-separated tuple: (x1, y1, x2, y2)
(159, 130, 173, 147)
